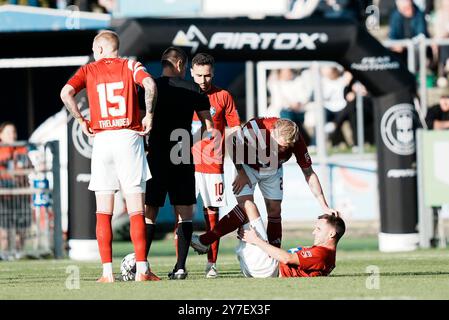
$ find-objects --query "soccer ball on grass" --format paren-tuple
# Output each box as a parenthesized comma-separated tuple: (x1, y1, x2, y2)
(120, 253, 136, 281)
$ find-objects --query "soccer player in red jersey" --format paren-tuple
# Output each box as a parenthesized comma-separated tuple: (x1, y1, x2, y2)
(191, 117, 337, 251)
(60, 30, 159, 282)
(191, 204, 345, 278)
(189, 53, 241, 278)
(232, 117, 337, 247)
(239, 211, 345, 278)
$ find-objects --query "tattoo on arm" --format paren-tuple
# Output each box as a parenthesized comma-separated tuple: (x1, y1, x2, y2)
(306, 169, 325, 199)
(65, 101, 82, 120)
(144, 78, 157, 113)
(302, 166, 313, 177)
(68, 108, 83, 121)
(61, 86, 83, 121)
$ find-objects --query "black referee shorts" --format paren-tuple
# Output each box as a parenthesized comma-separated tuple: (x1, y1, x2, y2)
(145, 156, 196, 207)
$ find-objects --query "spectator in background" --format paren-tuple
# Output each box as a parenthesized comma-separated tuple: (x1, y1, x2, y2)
(286, 0, 372, 23)
(425, 92, 449, 247)
(330, 81, 375, 149)
(0, 122, 31, 260)
(267, 68, 312, 145)
(389, 0, 429, 41)
(389, 0, 429, 51)
(320, 66, 352, 146)
(425, 95, 449, 129)
(433, 0, 449, 88)
(321, 0, 372, 22)
(345, 82, 374, 145)
(389, 0, 434, 81)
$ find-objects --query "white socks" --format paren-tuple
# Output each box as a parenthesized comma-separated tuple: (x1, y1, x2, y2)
(102, 263, 113, 277)
(136, 261, 149, 275)
(102, 261, 148, 277)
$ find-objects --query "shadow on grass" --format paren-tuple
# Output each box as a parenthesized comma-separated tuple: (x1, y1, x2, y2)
(2, 271, 448, 286)
(111, 236, 381, 258)
(331, 271, 449, 278)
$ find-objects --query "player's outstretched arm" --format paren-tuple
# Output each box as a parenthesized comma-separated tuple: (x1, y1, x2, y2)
(140, 77, 157, 135)
(232, 164, 251, 195)
(60, 84, 94, 137)
(242, 226, 299, 265)
(229, 128, 251, 194)
(301, 166, 337, 215)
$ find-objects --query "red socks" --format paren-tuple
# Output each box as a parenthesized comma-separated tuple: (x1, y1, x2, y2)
(96, 213, 113, 264)
(267, 217, 282, 248)
(97, 212, 147, 264)
(129, 212, 147, 262)
(199, 205, 247, 246)
(204, 208, 220, 263)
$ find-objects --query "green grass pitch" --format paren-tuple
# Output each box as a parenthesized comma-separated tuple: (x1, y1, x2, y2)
(1, 235, 449, 300)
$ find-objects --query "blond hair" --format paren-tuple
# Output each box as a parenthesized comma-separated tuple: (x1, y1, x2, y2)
(94, 30, 120, 51)
(274, 119, 299, 145)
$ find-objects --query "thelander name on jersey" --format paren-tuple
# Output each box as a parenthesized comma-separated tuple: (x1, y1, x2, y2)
(98, 117, 130, 129)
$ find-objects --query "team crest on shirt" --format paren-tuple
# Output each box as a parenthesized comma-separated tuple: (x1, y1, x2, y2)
(287, 247, 302, 253)
(301, 250, 313, 258)
(210, 106, 216, 117)
(304, 152, 311, 163)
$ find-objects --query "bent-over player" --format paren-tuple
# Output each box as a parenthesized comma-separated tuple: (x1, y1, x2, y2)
(231, 117, 337, 248)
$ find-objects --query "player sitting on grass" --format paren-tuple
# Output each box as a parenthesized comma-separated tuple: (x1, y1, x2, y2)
(191, 207, 345, 278)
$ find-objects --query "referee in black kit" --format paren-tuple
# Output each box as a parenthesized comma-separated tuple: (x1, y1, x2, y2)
(144, 47, 214, 280)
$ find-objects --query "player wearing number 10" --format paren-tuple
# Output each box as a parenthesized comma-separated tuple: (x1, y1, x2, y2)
(190, 53, 241, 278)
(60, 30, 159, 283)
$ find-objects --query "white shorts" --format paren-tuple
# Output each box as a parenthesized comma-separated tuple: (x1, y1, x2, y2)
(235, 217, 279, 278)
(195, 172, 227, 208)
(88, 129, 151, 194)
(236, 164, 283, 200)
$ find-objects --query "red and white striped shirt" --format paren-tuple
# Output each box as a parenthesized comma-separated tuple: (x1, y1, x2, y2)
(233, 117, 312, 172)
